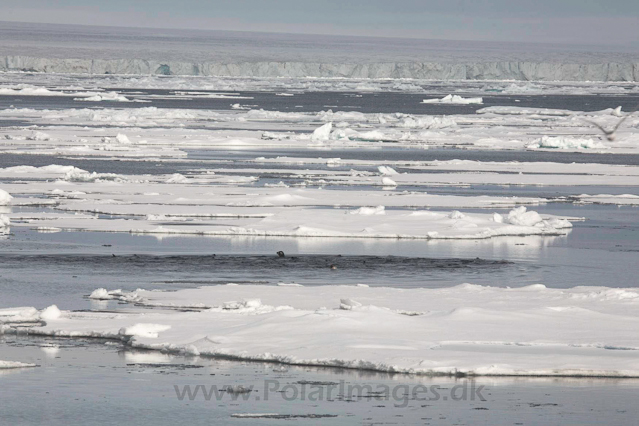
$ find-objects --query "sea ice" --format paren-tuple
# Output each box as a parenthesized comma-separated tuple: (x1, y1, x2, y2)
(422, 94, 483, 104)
(311, 122, 333, 141)
(7, 283, 639, 377)
(0, 189, 11, 205)
(0, 360, 37, 369)
(525, 136, 608, 150)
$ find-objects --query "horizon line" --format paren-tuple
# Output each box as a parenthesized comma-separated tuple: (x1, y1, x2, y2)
(0, 19, 630, 50)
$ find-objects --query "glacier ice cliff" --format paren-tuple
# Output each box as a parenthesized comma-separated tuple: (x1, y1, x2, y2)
(2, 56, 639, 81)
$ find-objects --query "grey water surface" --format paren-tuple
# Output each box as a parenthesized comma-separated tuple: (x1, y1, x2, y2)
(1, 335, 638, 426)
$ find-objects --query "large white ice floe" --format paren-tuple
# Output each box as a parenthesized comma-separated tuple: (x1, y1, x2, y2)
(15, 206, 571, 239)
(7, 283, 639, 377)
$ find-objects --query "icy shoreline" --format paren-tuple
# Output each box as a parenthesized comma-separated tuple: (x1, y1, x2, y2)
(2, 56, 639, 81)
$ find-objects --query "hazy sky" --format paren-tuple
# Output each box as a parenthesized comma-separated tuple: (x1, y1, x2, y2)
(3, 0, 639, 46)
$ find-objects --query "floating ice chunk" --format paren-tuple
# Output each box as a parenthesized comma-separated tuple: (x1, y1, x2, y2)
(449, 211, 466, 219)
(0, 215, 10, 228)
(312, 122, 333, 141)
(476, 106, 573, 116)
(396, 116, 457, 129)
(506, 206, 543, 227)
(381, 177, 397, 187)
(75, 92, 130, 102)
(40, 305, 62, 321)
(574, 194, 639, 206)
(89, 288, 111, 300)
(378, 166, 399, 175)
(223, 299, 262, 310)
(0, 189, 11, 205)
(165, 173, 188, 183)
(120, 323, 171, 339)
(146, 214, 171, 221)
(115, 133, 131, 144)
(422, 94, 483, 105)
(63, 169, 126, 183)
(0, 307, 40, 323)
(525, 136, 607, 150)
(28, 131, 51, 141)
(0, 86, 57, 96)
(340, 299, 362, 310)
(0, 360, 37, 369)
(520, 284, 548, 291)
(243, 299, 262, 309)
(2, 165, 82, 176)
(348, 206, 385, 215)
(264, 181, 289, 188)
(492, 213, 504, 223)
(349, 130, 387, 141)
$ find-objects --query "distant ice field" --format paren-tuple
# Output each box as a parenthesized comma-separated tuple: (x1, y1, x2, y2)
(1, 21, 639, 80)
(2, 89, 639, 115)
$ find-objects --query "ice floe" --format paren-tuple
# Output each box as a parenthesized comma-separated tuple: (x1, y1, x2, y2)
(7, 283, 639, 377)
(0, 360, 37, 369)
(421, 94, 483, 104)
(525, 136, 608, 150)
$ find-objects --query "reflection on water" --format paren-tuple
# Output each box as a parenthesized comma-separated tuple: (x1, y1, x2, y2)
(1, 203, 637, 310)
(1, 335, 638, 426)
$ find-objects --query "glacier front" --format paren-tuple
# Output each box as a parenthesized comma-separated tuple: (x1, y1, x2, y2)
(1, 22, 638, 81)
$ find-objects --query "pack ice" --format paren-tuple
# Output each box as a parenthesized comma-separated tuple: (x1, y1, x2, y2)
(5, 284, 639, 377)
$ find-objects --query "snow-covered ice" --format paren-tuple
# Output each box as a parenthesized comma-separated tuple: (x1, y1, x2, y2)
(7, 283, 639, 377)
(1, 65, 638, 384)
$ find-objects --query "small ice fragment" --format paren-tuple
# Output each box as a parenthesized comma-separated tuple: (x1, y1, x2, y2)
(40, 305, 62, 320)
(378, 166, 399, 175)
(119, 323, 171, 339)
(381, 177, 397, 186)
(312, 122, 333, 141)
(340, 299, 362, 310)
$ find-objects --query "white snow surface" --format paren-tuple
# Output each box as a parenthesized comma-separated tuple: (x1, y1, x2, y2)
(7, 283, 639, 376)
